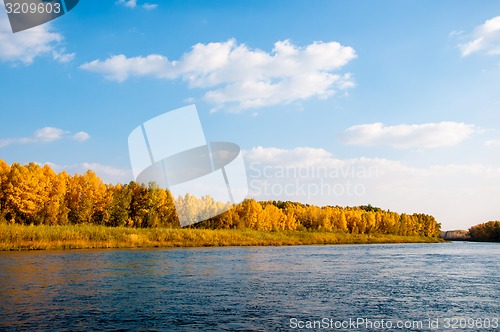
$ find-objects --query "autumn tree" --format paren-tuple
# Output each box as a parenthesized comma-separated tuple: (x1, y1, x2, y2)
(0, 159, 10, 221)
(469, 221, 500, 242)
(236, 199, 262, 229)
(259, 203, 286, 230)
(146, 183, 178, 228)
(106, 183, 132, 227)
(66, 170, 109, 224)
(39, 165, 68, 225)
(5, 163, 49, 224)
(0, 159, 442, 236)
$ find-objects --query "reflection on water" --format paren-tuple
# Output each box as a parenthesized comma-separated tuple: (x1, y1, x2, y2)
(0, 243, 498, 331)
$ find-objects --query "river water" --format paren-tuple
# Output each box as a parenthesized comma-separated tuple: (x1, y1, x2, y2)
(0, 242, 498, 331)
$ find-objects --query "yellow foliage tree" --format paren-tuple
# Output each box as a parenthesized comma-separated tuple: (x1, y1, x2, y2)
(66, 170, 109, 224)
(0, 159, 442, 236)
(5, 163, 49, 224)
(0, 159, 10, 220)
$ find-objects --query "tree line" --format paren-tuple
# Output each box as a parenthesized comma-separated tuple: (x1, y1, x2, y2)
(0, 160, 441, 237)
(469, 221, 500, 242)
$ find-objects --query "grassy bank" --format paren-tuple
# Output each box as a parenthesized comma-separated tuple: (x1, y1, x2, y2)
(0, 223, 443, 251)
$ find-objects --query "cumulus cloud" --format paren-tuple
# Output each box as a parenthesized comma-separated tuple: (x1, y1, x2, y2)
(342, 122, 478, 149)
(244, 146, 500, 230)
(80, 39, 356, 111)
(33, 127, 67, 142)
(485, 139, 500, 147)
(459, 16, 500, 56)
(52, 49, 76, 63)
(72, 131, 91, 142)
(0, 127, 90, 148)
(80, 162, 131, 181)
(142, 3, 158, 10)
(116, 0, 157, 10)
(0, 3, 74, 64)
(46, 162, 132, 184)
(116, 0, 137, 8)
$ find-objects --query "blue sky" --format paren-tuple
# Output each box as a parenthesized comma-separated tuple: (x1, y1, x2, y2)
(1, 0, 500, 230)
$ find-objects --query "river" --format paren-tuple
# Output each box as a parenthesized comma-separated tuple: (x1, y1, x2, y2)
(0, 242, 498, 331)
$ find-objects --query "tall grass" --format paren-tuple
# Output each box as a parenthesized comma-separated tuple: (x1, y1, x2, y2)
(0, 223, 442, 251)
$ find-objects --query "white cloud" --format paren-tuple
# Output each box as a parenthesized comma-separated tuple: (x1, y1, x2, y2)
(485, 139, 500, 147)
(246, 146, 332, 165)
(459, 16, 500, 56)
(52, 49, 75, 63)
(0, 127, 90, 148)
(72, 131, 91, 142)
(449, 30, 463, 37)
(142, 3, 158, 10)
(244, 146, 500, 230)
(33, 127, 67, 142)
(116, 0, 157, 10)
(80, 39, 356, 112)
(342, 122, 478, 149)
(46, 162, 132, 184)
(0, 4, 73, 64)
(82, 54, 170, 82)
(81, 162, 131, 181)
(116, 0, 137, 8)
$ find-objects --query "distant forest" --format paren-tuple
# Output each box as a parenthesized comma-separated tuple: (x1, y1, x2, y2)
(0, 160, 441, 237)
(469, 221, 500, 242)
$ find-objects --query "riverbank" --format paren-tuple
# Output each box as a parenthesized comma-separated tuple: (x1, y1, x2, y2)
(0, 223, 443, 250)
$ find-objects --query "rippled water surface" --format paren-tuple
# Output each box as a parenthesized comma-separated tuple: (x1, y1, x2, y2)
(0, 242, 498, 331)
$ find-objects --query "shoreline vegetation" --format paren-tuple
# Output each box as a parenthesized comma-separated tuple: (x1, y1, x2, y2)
(1, 160, 497, 249)
(0, 224, 443, 251)
(439, 221, 500, 242)
(0, 160, 450, 250)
